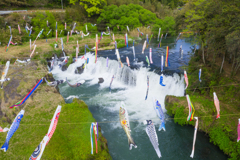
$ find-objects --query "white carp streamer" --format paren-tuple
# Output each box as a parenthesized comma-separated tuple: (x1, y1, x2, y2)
(184, 70, 188, 90)
(46, 105, 61, 145)
(132, 45, 136, 61)
(157, 28, 161, 41)
(126, 56, 130, 67)
(142, 40, 146, 54)
(30, 45, 36, 58)
(72, 23, 76, 32)
(18, 25, 21, 34)
(127, 26, 129, 32)
(29, 136, 48, 160)
(144, 120, 161, 158)
(190, 117, 198, 158)
(149, 48, 153, 64)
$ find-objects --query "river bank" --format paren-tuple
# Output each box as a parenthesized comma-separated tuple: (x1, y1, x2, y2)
(0, 35, 115, 159)
(0, 33, 129, 61)
(165, 49, 240, 160)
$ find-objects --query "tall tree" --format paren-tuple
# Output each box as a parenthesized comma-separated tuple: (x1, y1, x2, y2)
(70, 0, 107, 17)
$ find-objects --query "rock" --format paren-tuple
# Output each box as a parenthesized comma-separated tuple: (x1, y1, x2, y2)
(75, 64, 85, 74)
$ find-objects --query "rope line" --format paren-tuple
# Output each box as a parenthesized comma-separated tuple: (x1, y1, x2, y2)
(12, 113, 240, 125)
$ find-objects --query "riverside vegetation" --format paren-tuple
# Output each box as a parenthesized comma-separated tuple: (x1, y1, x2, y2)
(0, 54, 112, 159)
(1, 0, 240, 159)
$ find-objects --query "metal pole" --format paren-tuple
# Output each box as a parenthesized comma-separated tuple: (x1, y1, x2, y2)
(61, 0, 63, 10)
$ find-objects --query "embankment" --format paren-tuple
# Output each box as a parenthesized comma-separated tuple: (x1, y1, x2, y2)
(0, 59, 111, 159)
(165, 95, 240, 159)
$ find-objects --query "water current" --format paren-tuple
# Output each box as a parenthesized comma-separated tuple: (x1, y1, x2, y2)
(51, 37, 228, 160)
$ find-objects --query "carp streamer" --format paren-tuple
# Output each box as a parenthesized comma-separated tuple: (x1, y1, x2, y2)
(186, 95, 195, 121)
(190, 117, 198, 158)
(184, 70, 188, 90)
(90, 122, 99, 154)
(109, 75, 114, 92)
(145, 76, 149, 100)
(165, 46, 170, 67)
(10, 78, 43, 108)
(213, 92, 220, 119)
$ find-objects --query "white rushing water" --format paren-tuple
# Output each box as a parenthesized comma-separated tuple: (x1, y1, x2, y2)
(49, 39, 228, 160)
(51, 52, 185, 125)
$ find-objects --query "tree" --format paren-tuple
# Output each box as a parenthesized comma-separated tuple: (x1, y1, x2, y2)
(178, 0, 240, 75)
(70, 0, 107, 17)
(97, 4, 172, 32)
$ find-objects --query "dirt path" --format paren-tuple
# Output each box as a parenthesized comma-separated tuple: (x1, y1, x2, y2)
(0, 9, 65, 15)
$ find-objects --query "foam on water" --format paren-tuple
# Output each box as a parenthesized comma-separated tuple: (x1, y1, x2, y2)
(51, 52, 185, 125)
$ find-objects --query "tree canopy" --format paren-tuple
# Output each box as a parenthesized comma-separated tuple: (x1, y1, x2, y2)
(97, 4, 175, 34)
(177, 0, 240, 75)
(70, 0, 107, 17)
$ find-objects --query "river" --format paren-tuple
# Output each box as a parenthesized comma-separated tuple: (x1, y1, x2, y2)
(51, 36, 228, 160)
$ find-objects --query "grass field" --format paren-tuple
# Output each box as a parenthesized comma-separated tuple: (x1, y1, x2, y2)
(0, 44, 112, 159)
(0, 33, 126, 62)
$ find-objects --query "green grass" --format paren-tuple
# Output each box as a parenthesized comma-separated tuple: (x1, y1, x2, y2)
(43, 99, 111, 160)
(0, 99, 111, 159)
(166, 95, 240, 159)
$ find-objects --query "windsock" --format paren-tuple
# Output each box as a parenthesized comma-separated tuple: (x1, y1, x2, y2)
(184, 70, 188, 90)
(106, 57, 108, 67)
(18, 25, 21, 34)
(146, 34, 149, 44)
(190, 117, 198, 158)
(149, 48, 153, 64)
(127, 26, 129, 32)
(72, 23, 76, 32)
(115, 41, 117, 51)
(126, 56, 130, 67)
(90, 122, 99, 154)
(157, 28, 161, 41)
(56, 30, 57, 42)
(161, 55, 164, 72)
(165, 46, 170, 67)
(213, 92, 220, 119)
(132, 41, 136, 61)
(158, 34, 163, 48)
(237, 119, 240, 142)
(5, 35, 12, 52)
(146, 56, 150, 67)
(142, 40, 146, 54)
(29, 27, 33, 36)
(30, 45, 36, 58)
(199, 69, 202, 82)
(186, 95, 195, 121)
(126, 33, 128, 48)
(9, 26, 12, 35)
(61, 38, 64, 51)
(165, 33, 168, 39)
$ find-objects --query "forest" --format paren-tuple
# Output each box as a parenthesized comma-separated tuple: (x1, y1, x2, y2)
(1, 0, 239, 75)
